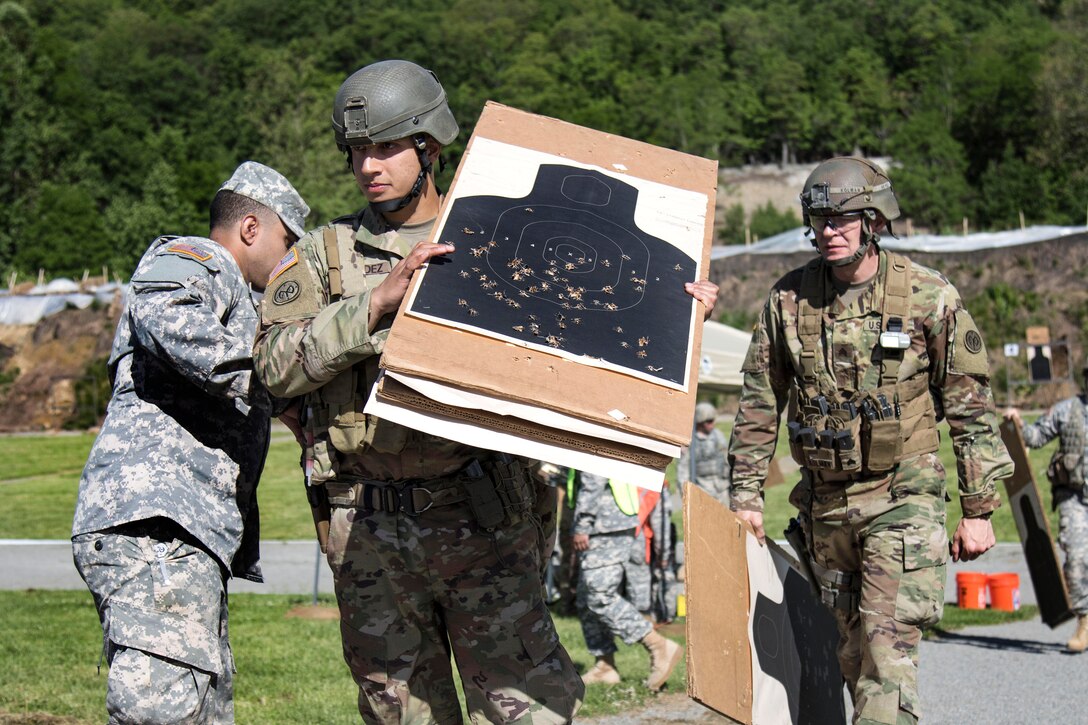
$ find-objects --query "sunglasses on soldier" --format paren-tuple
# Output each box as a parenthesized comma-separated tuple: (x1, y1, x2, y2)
(809, 212, 864, 232)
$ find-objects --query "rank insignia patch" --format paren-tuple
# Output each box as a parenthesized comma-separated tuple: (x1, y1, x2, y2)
(165, 243, 213, 262)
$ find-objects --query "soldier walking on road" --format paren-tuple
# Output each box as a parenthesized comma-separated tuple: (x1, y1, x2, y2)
(573, 472, 683, 690)
(72, 162, 309, 724)
(678, 401, 730, 505)
(728, 157, 1013, 724)
(1006, 368, 1088, 652)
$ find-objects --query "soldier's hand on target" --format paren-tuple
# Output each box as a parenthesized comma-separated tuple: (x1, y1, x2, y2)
(736, 510, 765, 545)
(1003, 408, 1022, 425)
(368, 241, 456, 331)
(685, 279, 719, 321)
(950, 516, 995, 562)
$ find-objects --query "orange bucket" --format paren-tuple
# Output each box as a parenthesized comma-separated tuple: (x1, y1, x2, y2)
(988, 573, 1021, 612)
(956, 572, 988, 609)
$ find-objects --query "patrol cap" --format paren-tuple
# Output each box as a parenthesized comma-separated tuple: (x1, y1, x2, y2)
(695, 402, 717, 423)
(219, 161, 310, 239)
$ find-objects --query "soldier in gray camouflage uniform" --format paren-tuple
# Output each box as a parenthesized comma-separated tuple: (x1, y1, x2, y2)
(71, 161, 309, 725)
(253, 60, 590, 725)
(728, 157, 1012, 724)
(573, 472, 682, 690)
(1006, 370, 1088, 652)
(678, 401, 730, 505)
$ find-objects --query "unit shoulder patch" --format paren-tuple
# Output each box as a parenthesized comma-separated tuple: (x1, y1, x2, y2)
(949, 308, 990, 377)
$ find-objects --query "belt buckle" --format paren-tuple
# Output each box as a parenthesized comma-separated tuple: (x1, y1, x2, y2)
(402, 486, 434, 516)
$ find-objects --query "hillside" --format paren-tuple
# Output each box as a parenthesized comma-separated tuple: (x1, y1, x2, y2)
(709, 232, 1088, 407)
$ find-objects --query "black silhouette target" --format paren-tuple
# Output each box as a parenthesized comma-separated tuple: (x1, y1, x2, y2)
(409, 164, 698, 388)
(750, 549, 845, 724)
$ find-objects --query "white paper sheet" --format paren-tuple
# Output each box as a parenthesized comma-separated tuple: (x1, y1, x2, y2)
(386, 371, 680, 458)
(364, 384, 667, 490)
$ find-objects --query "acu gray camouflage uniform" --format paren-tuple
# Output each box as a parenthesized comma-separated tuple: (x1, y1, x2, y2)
(71, 162, 308, 725)
(1021, 395, 1088, 615)
(573, 472, 654, 657)
(254, 207, 582, 724)
(678, 426, 730, 505)
(729, 249, 1011, 725)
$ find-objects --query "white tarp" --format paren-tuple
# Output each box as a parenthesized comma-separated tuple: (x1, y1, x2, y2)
(712, 224, 1088, 260)
(0, 280, 123, 325)
(698, 320, 750, 392)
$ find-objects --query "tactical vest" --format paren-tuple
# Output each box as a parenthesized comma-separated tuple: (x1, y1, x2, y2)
(787, 252, 940, 476)
(1046, 397, 1087, 489)
(303, 223, 409, 481)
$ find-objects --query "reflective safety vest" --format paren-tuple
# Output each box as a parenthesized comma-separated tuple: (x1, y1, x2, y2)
(608, 479, 641, 516)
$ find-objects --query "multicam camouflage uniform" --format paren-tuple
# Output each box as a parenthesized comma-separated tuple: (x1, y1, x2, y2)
(72, 237, 272, 725)
(254, 207, 583, 724)
(678, 426, 730, 505)
(1020, 396, 1088, 615)
(729, 249, 1012, 724)
(573, 472, 654, 656)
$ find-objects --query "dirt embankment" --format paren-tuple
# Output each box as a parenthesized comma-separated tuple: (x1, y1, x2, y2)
(0, 302, 118, 431)
(709, 233, 1088, 408)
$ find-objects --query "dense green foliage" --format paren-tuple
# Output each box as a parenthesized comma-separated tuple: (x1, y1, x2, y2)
(2, 0, 1086, 278)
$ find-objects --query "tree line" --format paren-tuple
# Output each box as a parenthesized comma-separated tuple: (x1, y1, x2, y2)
(1, 0, 1085, 279)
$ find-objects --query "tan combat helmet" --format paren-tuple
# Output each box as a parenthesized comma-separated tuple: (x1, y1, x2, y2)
(332, 60, 459, 213)
(800, 157, 900, 266)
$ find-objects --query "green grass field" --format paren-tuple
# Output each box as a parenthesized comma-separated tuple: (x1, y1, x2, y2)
(0, 419, 1059, 542)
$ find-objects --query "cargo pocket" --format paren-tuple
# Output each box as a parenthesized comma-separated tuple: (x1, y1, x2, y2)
(516, 599, 561, 667)
(893, 525, 948, 626)
(107, 600, 223, 675)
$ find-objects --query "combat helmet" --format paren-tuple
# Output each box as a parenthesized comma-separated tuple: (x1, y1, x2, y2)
(694, 402, 717, 424)
(332, 60, 459, 213)
(800, 157, 900, 267)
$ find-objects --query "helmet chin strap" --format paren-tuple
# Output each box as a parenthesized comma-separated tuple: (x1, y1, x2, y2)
(372, 134, 432, 215)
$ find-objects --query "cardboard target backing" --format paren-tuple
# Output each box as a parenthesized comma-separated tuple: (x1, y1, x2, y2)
(380, 102, 717, 449)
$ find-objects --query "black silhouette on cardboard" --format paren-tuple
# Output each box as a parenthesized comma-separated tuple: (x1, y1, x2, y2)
(409, 164, 698, 388)
(751, 543, 846, 724)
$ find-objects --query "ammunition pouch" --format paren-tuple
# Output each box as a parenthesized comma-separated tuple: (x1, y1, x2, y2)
(788, 375, 938, 478)
(1047, 453, 1080, 489)
(464, 456, 536, 531)
(302, 361, 408, 484)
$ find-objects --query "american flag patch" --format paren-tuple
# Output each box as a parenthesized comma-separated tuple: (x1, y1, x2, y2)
(166, 243, 213, 261)
(268, 248, 298, 284)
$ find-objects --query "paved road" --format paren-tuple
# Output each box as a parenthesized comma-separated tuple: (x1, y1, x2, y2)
(5, 540, 1083, 723)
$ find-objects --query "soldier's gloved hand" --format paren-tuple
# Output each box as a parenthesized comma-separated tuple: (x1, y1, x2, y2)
(950, 516, 996, 562)
(735, 510, 765, 546)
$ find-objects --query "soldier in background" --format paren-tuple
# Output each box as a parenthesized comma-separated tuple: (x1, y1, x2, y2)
(728, 157, 1012, 724)
(1005, 369, 1088, 652)
(678, 401, 730, 505)
(71, 162, 309, 724)
(573, 472, 683, 690)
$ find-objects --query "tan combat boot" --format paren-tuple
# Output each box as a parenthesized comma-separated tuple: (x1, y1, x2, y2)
(582, 653, 621, 685)
(641, 630, 683, 691)
(1066, 615, 1088, 653)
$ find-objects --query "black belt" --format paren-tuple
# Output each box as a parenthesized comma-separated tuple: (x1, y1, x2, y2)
(341, 479, 467, 516)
